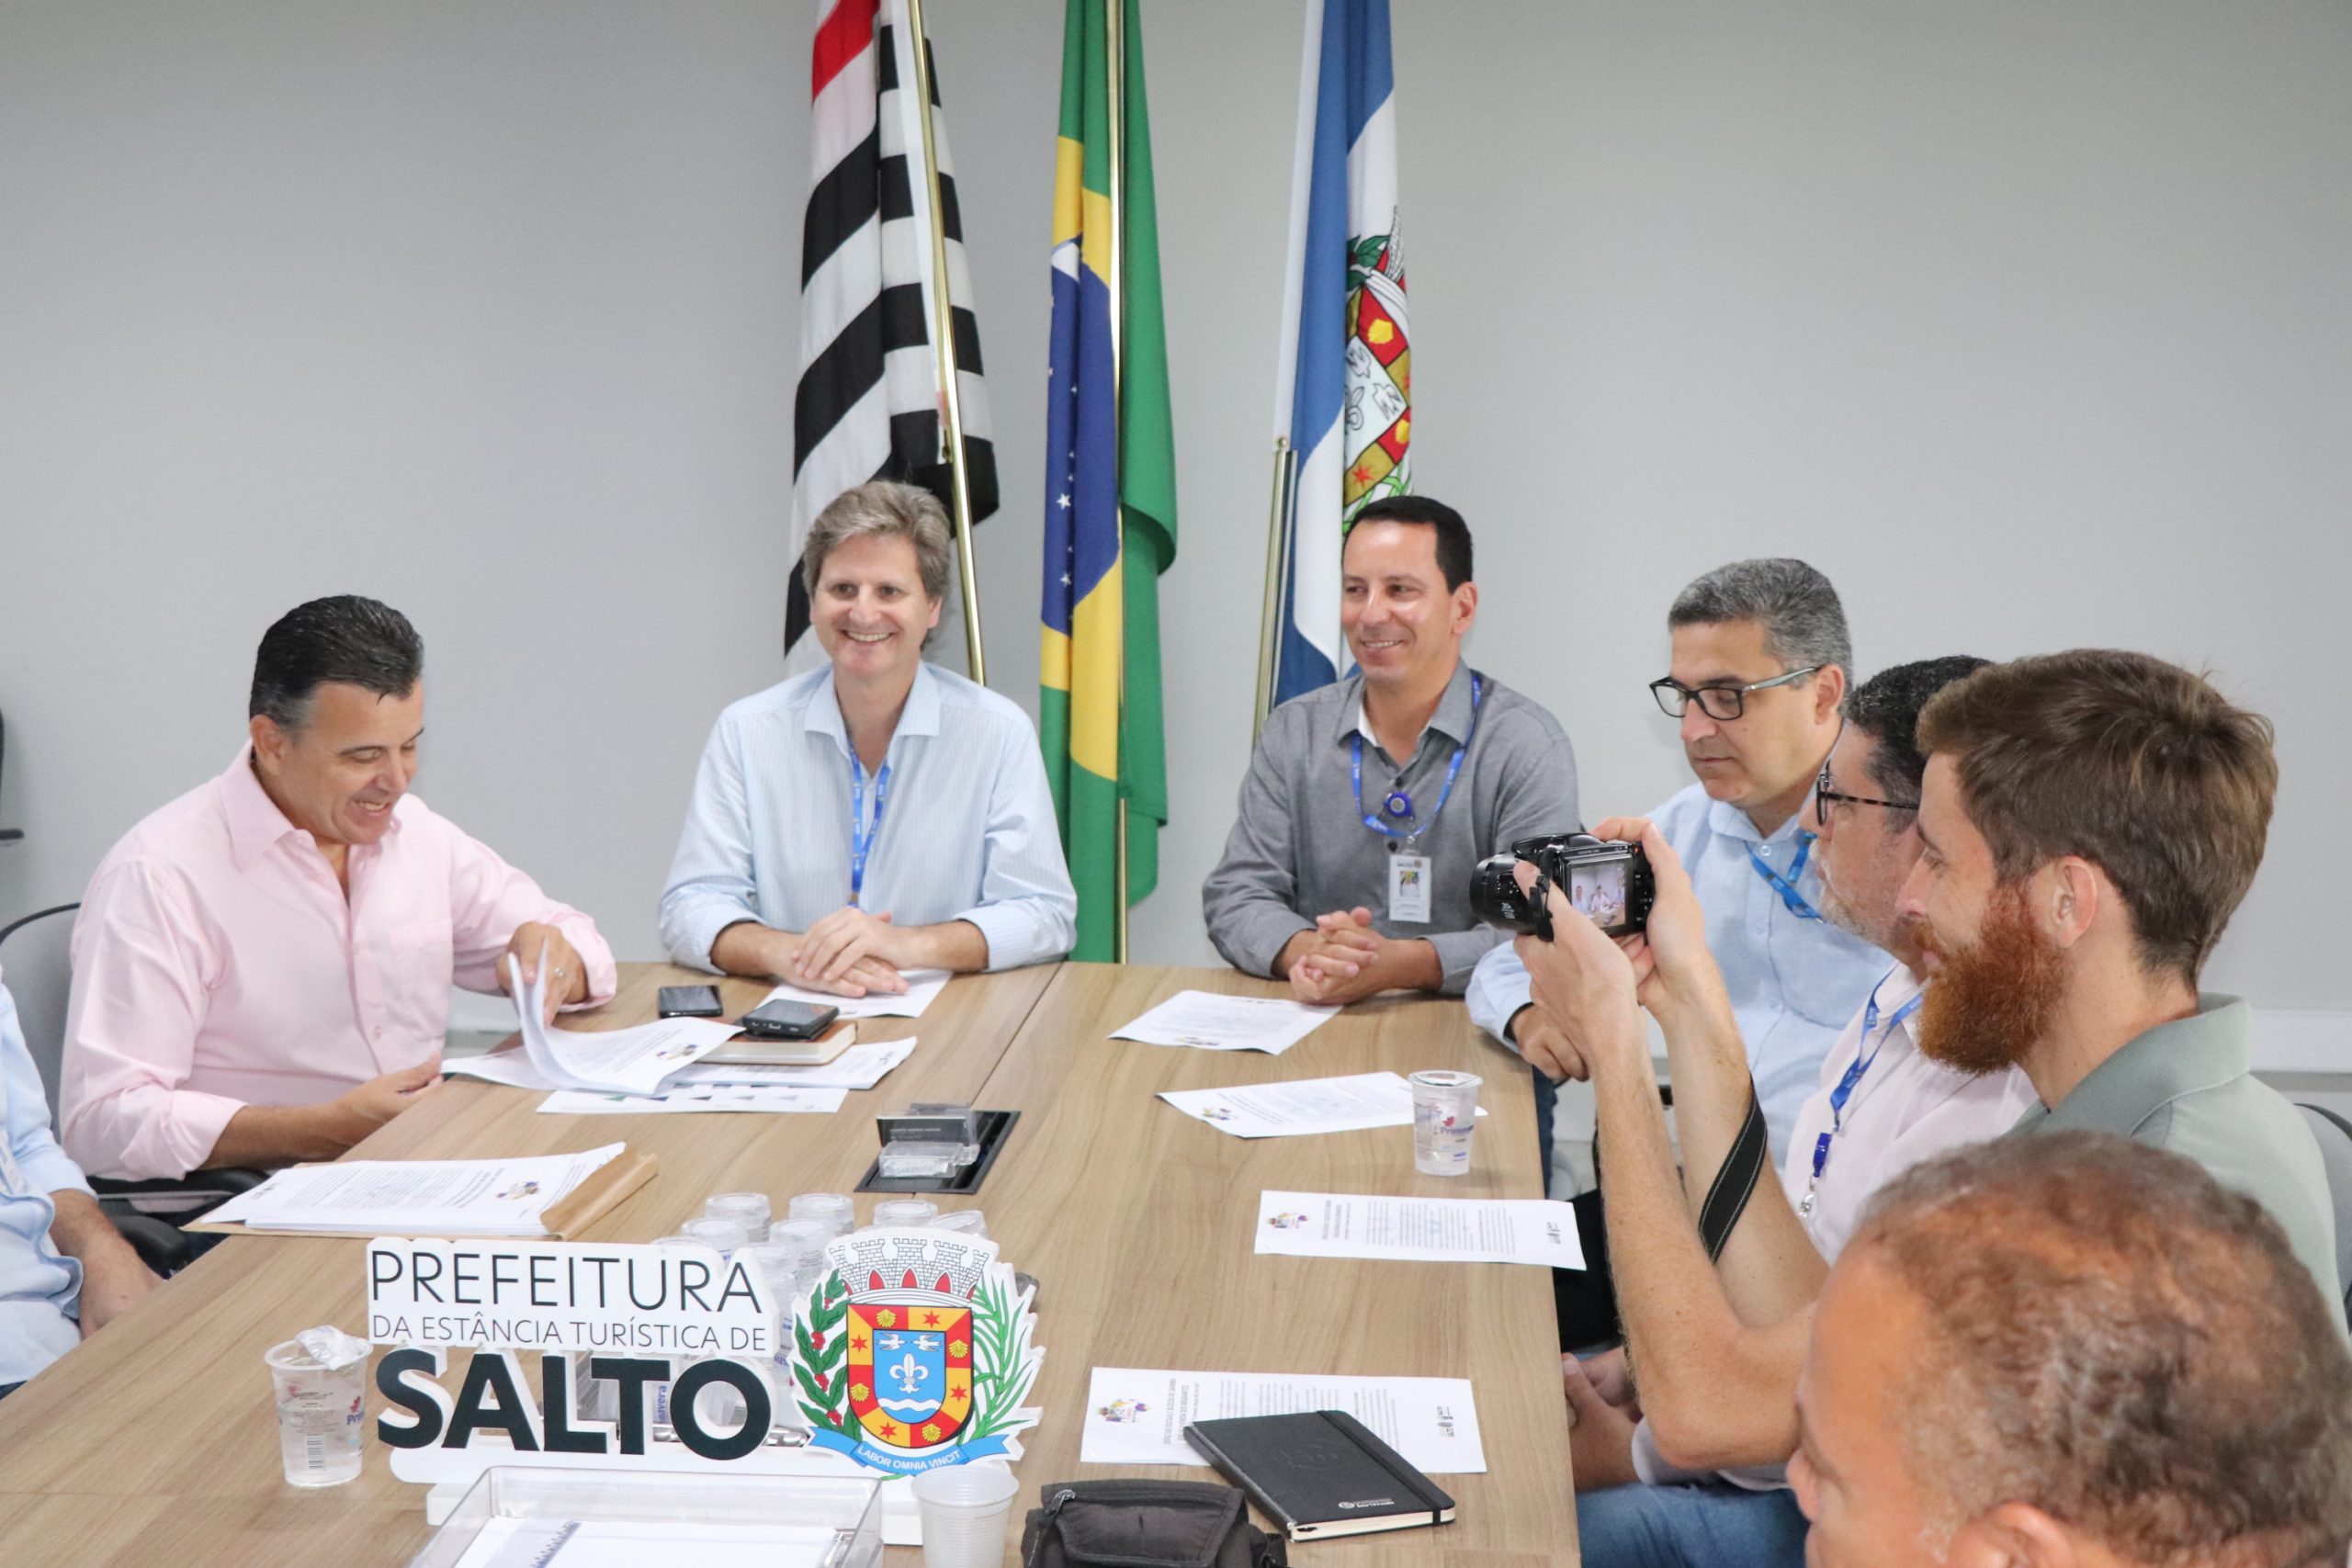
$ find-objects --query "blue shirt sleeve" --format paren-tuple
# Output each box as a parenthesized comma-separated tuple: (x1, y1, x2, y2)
(2, 980, 90, 1199)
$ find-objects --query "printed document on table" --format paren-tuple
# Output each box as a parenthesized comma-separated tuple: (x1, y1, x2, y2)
(1160, 1071, 1487, 1138)
(505, 955, 736, 1095)
(672, 1040, 917, 1089)
(759, 969, 948, 1020)
(1080, 1367, 1486, 1474)
(537, 1085, 849, 1116)
(1254, 1190, 1585, 1269)
(448, 1517, 842, 1568)
(202, 1145, 626, 1236)
(1110, 991, 1339, 1055)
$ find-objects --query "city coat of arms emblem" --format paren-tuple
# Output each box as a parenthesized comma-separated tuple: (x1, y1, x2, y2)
(789, 1227, 1042, 1473)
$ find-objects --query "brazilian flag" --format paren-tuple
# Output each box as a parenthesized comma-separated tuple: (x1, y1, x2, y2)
(1040, 0, 1176, 963)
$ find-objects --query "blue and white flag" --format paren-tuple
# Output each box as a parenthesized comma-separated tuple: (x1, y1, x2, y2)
(1269, 0, 1408, 705)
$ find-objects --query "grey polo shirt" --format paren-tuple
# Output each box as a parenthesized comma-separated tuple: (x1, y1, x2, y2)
(1201, 662, 1580, 994)
(2012, 994, 2344, 1324)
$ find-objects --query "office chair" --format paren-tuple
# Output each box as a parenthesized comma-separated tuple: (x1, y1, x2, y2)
(0, 904, 259, 1274)
(2296, 1102, 2352, 1329)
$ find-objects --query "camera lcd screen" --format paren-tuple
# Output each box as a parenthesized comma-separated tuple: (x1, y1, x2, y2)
(1568, 857, 1631, 931)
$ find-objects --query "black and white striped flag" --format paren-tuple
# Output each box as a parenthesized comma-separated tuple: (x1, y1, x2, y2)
(788, 0, 999, 660)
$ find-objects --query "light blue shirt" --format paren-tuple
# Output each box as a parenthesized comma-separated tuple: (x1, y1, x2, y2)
(660, 663, 1079, 973)
(1466, 781, 1892, 1161)
(0, 973, 90, 1386)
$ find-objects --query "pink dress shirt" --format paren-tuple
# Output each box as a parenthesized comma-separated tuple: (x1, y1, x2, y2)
(60, 751, 616, 1179)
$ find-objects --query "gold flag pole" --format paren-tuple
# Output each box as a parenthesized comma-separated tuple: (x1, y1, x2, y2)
(904, 0, 986, 686)
(1105, 0, 1129, 962)
(1253, 436, 1296, 742)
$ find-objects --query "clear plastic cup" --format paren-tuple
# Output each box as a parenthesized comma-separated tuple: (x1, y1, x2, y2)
(787, 1191, 856, 1239)
(680, 1215, 750, 1252)
(910, 1461, 1020, 1568)
(1408, 1069, 1482, 1176)
(768, 1216, 834, 1258)
(705, 1190, 772, 1235)
(264, 1339, 366, 1487)
(927, 1209, 989, 1238)
(871, 1198, 938, 1229)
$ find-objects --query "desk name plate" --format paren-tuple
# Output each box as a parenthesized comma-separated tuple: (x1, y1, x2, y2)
(363, 1232, 1043, 1490)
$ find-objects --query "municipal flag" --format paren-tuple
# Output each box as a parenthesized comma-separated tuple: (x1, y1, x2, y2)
(1039, 0, 1177, 961)
(787, 0, 999, 660)
(1269, 0, 1408, 704)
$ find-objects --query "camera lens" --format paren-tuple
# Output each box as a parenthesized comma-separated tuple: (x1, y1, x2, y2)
(1468, 852, 1552, 940)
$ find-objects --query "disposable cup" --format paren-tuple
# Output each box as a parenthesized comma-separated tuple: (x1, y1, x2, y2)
(264, 1339, 365, 1487)
(871, 1198, 939, 1229)
(1408, 1069, 1482, 1177)
(705, 1190, 772, 1235)
(680, 1215, 750, 1252)
(787, 1191, 857, 1239)
(927, 1209, 989, 1238)
(910, 1461, 1020, 1568)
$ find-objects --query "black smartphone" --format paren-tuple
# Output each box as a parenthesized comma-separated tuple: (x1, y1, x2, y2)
(657, 985, 725, 1019)
(738, 998, 841, 1040)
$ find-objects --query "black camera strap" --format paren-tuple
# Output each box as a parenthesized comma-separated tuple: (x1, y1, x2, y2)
(1695, 1087, 1770, 1262)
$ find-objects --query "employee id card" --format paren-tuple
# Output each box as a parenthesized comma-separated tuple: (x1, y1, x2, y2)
(1388, 852, 1431, 923)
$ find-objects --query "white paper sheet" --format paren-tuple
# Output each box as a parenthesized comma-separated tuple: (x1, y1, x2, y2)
(202, 1145, 626, 1236)
(1079, 1367, 1487, 1474)
(1253, 1190, 1585, 1269)
(758, 969, 948, 1020)
(1109, 991, 1340, 1055)
(537, 1085, 849, 1116)
(441, 1051, 558, 1090)
(670, 1040, 917, 1089)
(505, 955, 737, 1095)
(1160, 1072, 1487, 1139)
(449, 1517, 841, 1568)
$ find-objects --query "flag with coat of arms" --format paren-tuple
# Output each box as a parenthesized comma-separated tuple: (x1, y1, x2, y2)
(1269, 0, 1408, 706)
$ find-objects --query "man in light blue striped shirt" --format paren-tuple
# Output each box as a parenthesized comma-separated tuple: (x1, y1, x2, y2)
(660, 483, 1076, 993)
(1469, 560, 1891, 1184)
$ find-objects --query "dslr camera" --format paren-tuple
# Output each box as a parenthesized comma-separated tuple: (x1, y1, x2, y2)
(1469, 832, 1655, 941)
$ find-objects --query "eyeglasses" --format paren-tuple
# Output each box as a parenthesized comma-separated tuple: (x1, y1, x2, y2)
(1814, 758, 1918, 827)
(1648, 665, 1823, 722)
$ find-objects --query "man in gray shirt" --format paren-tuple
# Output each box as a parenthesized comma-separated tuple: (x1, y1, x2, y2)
(1202, 496, 1579, 1002)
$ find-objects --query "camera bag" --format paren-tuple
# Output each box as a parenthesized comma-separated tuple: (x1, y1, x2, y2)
(1019, 1480, 1287, 1568)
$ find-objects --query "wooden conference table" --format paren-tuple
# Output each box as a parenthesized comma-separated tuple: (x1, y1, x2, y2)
(0, 963, 1578, 1565)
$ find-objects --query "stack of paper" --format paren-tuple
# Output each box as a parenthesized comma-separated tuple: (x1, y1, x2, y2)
(1160, 1072, 1487, 1139)
(538, 1085, 848, 1117)
(1111, 991, 1339, 1055)
(501, 955, 737, 1095)
(202, 1145, 632, 1237)
(1253, 1190, 1586, 1269)
(1079, 1368, 1486, 1474)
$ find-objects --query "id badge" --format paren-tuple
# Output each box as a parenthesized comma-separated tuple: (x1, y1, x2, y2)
(1387, 852, 1432, 924)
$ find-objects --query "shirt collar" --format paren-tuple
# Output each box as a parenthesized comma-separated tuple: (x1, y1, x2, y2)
(1704, 785, 1821, 847)
(2031, 994, 2250, 1130)
(219, 745, 395, 870)
(809, 663, 943, 759)
(1337, 661, 1478, 758)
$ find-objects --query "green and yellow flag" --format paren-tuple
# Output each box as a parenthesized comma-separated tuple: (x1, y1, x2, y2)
(1039, 0, 1176, 962)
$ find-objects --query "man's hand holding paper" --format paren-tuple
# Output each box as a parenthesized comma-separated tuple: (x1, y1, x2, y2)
(502, 923, 590, 1023)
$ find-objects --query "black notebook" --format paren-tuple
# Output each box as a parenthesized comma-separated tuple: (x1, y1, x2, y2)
(1182, 1409, 1456, 1541)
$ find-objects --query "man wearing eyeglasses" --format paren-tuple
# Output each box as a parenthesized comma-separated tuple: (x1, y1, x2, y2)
(1469, 559, 1890, 1205)
(1534, 659, 2041, 1568)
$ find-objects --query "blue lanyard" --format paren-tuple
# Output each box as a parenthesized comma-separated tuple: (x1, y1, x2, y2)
(1748, 831, 1823, 920)
(1809, 969, 1925, 1184)
(849, 755, 892, 906)
(1350, 674, 1483, 849)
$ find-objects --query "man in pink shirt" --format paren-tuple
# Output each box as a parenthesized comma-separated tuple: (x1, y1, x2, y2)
(60, 596, 616, 1180)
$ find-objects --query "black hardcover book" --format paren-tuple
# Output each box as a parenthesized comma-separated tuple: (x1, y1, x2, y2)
(1182, 1409, 1456, 1541)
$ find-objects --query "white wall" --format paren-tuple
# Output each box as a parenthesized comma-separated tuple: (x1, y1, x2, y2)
(2, 3, 2346, 1060)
